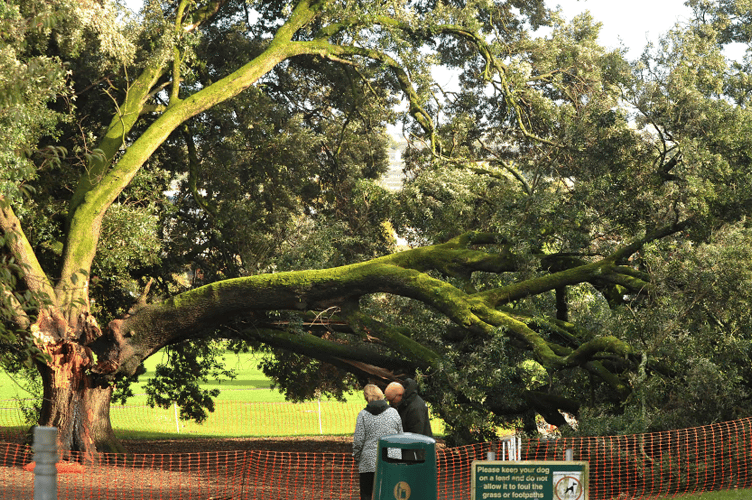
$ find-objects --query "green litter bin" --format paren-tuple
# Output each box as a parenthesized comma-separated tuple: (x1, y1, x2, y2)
(373, 432, 437, 500)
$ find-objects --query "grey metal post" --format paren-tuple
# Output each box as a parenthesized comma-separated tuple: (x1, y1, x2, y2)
(33, 426, 58, 500)
(565, 448, 573, 461)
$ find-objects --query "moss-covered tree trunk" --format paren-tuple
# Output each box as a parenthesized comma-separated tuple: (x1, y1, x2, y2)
(18, 228, 663, 455)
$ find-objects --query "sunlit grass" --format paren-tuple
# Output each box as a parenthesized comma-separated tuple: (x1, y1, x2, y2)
(657, 489, 751, 500)
(0, 350, 445, 438)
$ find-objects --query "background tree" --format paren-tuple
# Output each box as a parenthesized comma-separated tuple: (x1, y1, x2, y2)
(392, 0, 752, 437)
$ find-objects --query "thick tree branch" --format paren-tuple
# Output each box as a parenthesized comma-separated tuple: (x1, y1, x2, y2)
(0, 197, 56, 307)
(345, 311, 443, 369)
(101, 230, 652, 401)
(59, 0, 329, 319)
(233, 325, 410, 374)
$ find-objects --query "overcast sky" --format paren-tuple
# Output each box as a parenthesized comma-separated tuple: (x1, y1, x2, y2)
(547, 0, 693, 58)
(429, 1, 701, 92)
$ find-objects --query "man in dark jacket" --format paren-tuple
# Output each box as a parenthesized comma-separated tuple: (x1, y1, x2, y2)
(385, 378, 433, 437)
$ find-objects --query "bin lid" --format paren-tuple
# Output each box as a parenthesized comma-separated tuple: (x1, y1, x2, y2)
(378, 432, 436, 445)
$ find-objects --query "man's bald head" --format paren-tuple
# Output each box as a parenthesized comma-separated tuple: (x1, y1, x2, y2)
(385, 381, 404, 407)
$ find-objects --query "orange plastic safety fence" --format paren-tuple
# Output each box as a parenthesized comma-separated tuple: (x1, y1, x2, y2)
(0, 418, 750, 499)
(435, 418, 752, 500)
(0, 447, 360, 499)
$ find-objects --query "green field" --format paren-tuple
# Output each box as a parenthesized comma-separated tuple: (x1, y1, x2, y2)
(659, 489, 751, 500)
(130, 350, 294, 403)
(0, 350, 446, 438)
(0, 350, 309, 403)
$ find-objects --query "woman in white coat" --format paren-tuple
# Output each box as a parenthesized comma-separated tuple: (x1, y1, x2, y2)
(353, 384, 403, 500)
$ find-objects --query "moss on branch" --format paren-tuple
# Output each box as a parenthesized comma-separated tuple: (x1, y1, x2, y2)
(477, 259, 616, 307)
(105, 230, 648, 402)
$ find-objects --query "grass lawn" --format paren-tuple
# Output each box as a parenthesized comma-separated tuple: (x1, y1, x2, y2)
(659, 489, 752, 500)
(0, 349, 446, 437)
(132, 350, 296, 403)
(0, 349, 343, 403)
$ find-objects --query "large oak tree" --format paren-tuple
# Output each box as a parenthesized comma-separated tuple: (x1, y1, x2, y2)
(2, 0, 752, 455)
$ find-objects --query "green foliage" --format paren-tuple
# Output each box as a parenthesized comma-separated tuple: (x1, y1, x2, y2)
(143, 340, 236, 423)
(0, 237, 46, 421)
(89, 166, 172, 323)
(0, 232, 48, 369)
(95, 204, 161, 281)
(155, 33, 397, 291)
(258, 348, 360, 402)
(380, 0, 752, 438)
(426, 333, 520, 446)
(609, 222, 752, 431)
(0, 0, 71, 201)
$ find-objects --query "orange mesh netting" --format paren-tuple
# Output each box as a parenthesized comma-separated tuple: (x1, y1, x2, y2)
(0, 413, 750, 499)
(436, 418, 752, 499)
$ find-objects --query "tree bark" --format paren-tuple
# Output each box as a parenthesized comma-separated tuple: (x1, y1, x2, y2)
(36, 340, 123, 456)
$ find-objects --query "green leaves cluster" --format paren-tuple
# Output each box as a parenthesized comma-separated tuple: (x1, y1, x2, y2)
(381, 0, 752, 436)
(0, 1, 70, 200)
(0, 232, 47, 370)
(144, 340, 236, 423)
